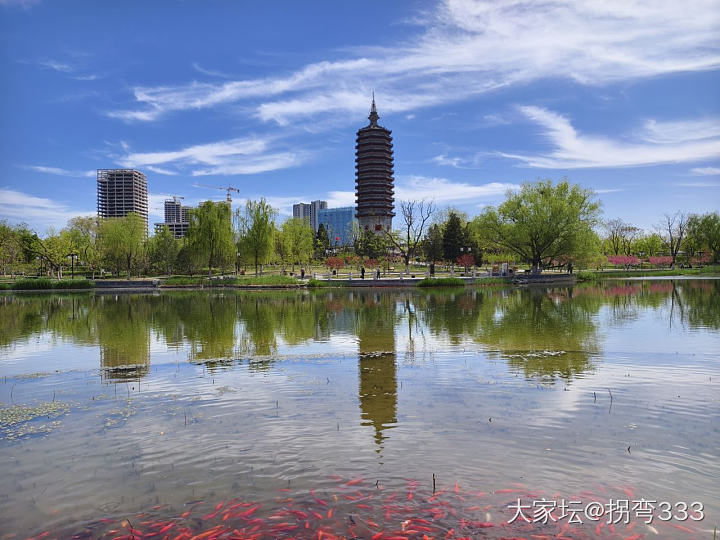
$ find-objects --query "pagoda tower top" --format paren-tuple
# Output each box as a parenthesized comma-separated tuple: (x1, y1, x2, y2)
(368, 92, 379, 127)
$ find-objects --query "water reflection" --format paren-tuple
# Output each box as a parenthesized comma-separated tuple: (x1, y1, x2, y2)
(97, 295, 151, 381)
(354, 292, 398, 449)
(1, 280, 718, 382)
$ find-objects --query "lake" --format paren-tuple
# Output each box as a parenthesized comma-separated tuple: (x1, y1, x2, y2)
(0, 280, 718, 539)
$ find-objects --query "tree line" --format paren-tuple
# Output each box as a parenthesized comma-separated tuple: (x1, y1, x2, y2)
(1, 179, 718, 279)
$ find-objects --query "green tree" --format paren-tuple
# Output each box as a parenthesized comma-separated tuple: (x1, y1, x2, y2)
(0, 221, 25, 276)
(65, 216, 101, 278)
(422, 223, 444, 264)
(356, 229, 389, 260)
(236, 199, 276, 276)
(273, 224, 290, 272)
(98, 213, 146, 278)
(186, 201, 236, 277)
(688, 212, 720, 264)
(20, 228, 69, 279)
(282, 218, 314, 272)
(175, 242, 199, 276)
(314, 223, 330, 259)
(148, 225, 180, 275)
(473, 179, 601, 273)
(632, 233, 664, 258)
(442, 212, 465, 262)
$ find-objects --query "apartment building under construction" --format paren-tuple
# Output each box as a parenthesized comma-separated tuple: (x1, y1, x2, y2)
(97, 169, 149, 233)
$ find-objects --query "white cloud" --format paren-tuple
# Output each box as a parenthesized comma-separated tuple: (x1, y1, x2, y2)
(107, 0, 720, 124)
(433, 154, 465, 168)
(21, 165, 96, 178)
(432, 153, 482, 169)
(501, 106, 720, 168)
(0, 188, 93, 230)
(116, 137, 306, 176)
(690, 167, 720, 176)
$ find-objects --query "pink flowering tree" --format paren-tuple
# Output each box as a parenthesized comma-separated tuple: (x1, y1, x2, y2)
(607, 255, 639, 268)
(648, 256, 673, 267)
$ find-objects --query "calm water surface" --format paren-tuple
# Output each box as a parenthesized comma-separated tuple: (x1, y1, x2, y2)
(0, 280, 718, 539)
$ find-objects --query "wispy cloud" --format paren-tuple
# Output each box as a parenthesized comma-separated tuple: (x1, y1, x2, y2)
(192, 62, 232, 79)
(116, 136, 306, 176)
(1, 0, 41, 8)
(327, 176, 518, 210)
(107, 0, 720, 124)
(21, 165, 96, 178)
(145, 166, 179, 176)
(690, 167, 720, 176)
(501, 106, 720, 168)
(37, 60, 73, 73)
(675, 181, 720, 188)
(0, 188, 93, 230)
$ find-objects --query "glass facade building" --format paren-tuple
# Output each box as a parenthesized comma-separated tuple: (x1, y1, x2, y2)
(318, 206, 356, 247)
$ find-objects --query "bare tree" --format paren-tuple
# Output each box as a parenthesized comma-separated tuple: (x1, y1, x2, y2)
(604, 218, 640, 256)
(386, 200, 436, 273)
(656, 212, 689, 265)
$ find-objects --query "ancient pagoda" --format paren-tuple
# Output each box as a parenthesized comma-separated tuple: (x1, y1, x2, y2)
(355, 95, 395, 233)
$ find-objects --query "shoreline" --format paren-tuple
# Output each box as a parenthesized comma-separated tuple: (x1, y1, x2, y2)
(3, 272, 720, 293)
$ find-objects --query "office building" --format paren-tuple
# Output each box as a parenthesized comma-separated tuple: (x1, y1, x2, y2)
(97, 169, 149, 233)
(355, 96, 394, 233)
(318, 206, 356, 247)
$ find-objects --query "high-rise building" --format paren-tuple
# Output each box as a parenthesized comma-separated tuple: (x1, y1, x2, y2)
(154, 196, 191, 238)
(97, 169, 149, 233)
(355, 96, 394, 233)
(293, 202, 311, 223)
(318, 206, 356, 247)
(292, 199, 327, 232)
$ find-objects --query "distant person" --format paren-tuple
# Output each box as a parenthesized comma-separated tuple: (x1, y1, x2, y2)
(361, 266, 365, 279)
(430, 262, 435, 276)
(376, 267, 381, 279)
(568, 262, 573, 274)
(300, 268, 305, 279)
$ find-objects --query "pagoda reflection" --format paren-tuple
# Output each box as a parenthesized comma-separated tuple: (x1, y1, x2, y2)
(355, 292, 398, 450)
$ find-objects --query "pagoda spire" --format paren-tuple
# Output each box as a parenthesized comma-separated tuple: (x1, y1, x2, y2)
(368, 92, 379, 126)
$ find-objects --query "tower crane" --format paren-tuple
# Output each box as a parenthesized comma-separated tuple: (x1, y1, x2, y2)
(193, 183, 240, 203)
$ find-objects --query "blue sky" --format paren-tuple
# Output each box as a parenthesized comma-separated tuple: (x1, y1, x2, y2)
(1, 0, 718, 233)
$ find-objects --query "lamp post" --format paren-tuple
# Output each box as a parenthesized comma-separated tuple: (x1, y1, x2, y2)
(67, 252, 78, 279)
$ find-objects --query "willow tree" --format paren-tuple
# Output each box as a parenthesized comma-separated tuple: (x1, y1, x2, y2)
(473, 179, 601, 273)
(98, 213, 146, 278)
(235, 199, 276, 276)
(282, 218, 314, 271)
(186, 201, 236, 277)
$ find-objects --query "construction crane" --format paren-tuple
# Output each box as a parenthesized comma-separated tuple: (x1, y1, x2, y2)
(193, 183, 240, 203)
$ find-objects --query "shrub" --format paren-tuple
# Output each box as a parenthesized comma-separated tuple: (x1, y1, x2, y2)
(417, 277, 465, 288)
(10, 278, 94, 290)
